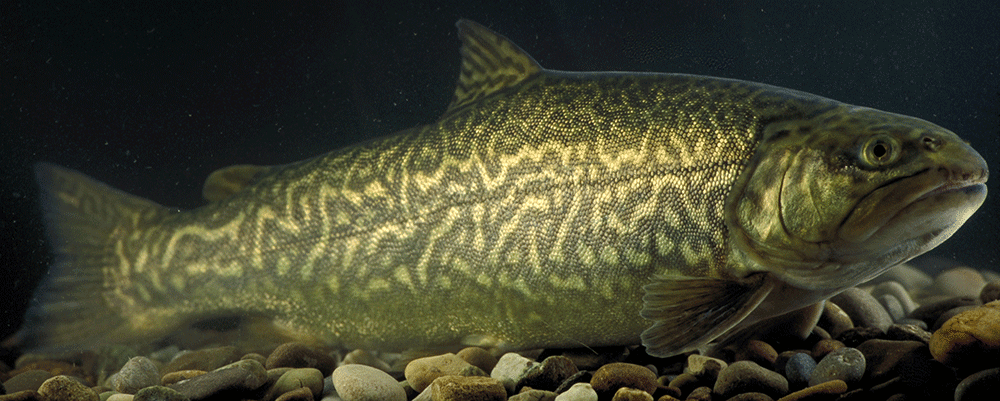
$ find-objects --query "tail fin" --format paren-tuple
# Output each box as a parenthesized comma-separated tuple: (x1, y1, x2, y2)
(17, 163, 176, 351)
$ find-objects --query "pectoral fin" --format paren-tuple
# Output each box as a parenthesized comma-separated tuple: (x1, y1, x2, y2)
(640, 273, 773, 357)
(202, 164, 275, 202)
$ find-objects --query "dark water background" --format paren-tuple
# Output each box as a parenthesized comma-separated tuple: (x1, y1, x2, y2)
(2, 2, 998, 350)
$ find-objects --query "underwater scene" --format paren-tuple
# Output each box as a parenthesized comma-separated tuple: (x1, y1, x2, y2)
(2, 2, 999, 400)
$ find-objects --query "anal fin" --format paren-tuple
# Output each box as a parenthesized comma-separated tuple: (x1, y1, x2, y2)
(640, 273, 773, 357)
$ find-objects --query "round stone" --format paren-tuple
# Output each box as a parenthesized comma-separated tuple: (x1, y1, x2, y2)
(163, 346, 242, 374)
(133, 385, 187, 401)
(930, 300, 1000, 369)
(932, 306, 980, 331)
(427, 376, 505, 401)
(554, 382, 597, 401)
(818, 301, 854, 338)
(509, 389, 559, 401)
(713, 361, 788, 399)
(686, 386, 713, 401)
(406, 353, 484, 393)
(37, 375, 99, 401)
(3, 369, 54, 393)
(871, 264, 933, 292)
(457, 347, 499, 373)
(491, 353, 539, 394)
(908, 296, 980, 327)
(159, 370, 205, 386)
(811, 338, 844, 360)
(871, 281, 919, 315)
(167, 359, 267, 400)
(275, 386, 314, 401)
(980, 282, 1000, 304)
(835, 326, 884, 347)
(342, 349, 391, 372)
(954, 367, 1000, 401)
(933, 267, 986, 298)
(684, 355, 727, 382)
(831, 288, 893, 332)
(784, 352, 816, 389)
(265, 368, 323, 401)
(331, 364, 406, 401)
(113, 356, 160, 394)
(265, 343, 337, 376)
(610, 387, 653, 401)
(517, 355, 578, 392)
(739, 340, 778, 369)
(590, 363, 657, 398)
(885, 324, 932, 344)
(855, 339, 940, 388)
(724, 393, 773, 401)
(878, 294, 906, 322)
(809, 347, 865, 387)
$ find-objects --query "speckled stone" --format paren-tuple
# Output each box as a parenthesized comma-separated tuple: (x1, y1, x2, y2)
(684, 355, 727, 382)
(980, 282, 1000, 304)
(930, 300, 1000, 369)
(610, 387, 653, 401)
(831, 288, 893, 332)
(331, 364, 406, 401)
(163, 346, 241, 374)
(427, 376, 505, 401)
(517, 355, 578, 392)
(406, 353, 485, 393)
(714, 361, 788, 399)
(491, 353, 539, 394)
(775, 379, 847, 401)
(3, 370, 54, 393)
(809, 347, 865, 387)
(458, 347, 499, 374)
(554, 383, 597, 401)
(509, 389, 558, 401)
(113, 357, 160, 394)
(933, 267, 987, 298)
(132, 385, 188, 401)
(159, 370, 205, 386)
(818, 302, 854, 338)
(263, 368, 323, 401)
(954, 367, 1000, 401)
(167, 359, 267, 401)
(265, 343, 337, 376)
(784, 353, 816, 390)
(590, 363, 657, 398)
(871, 281, 919, 315)
(37, 375, 99, 401)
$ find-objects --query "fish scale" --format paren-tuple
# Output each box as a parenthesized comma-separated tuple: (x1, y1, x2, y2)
(15, 20, 986, 357)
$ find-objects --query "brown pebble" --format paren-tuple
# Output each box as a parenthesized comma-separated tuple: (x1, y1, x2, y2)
(159, 370, 206, 386)
(240, 353, 267, 365)
(885, 324, 932, 344)
(3, 370, 53, 393)
(727, 393, 774, 401)
(667, 372, 702, 396)
(36, 375, 98, 401)
(775, 379, 847, 401)
(457, 347, 499, 373)
(740, 340, 778, 369)
(980, 282, 1000, 304)
(265, 343, 337, 376)
(591, 363, 658, 398)
(686, 386, 713, 401)
(652, 383, 682, 400)
(818, 301, 854, 338)
(518, 355, 578, 392)
(930, 301, 1000, 369)
(612, 387, 654, 401)
(405, 353, 483, 393)
(656, 396, 682, 401)
(0, 390, 42, 401)
(810, 339, 844, 360)
(835, 327, 883, 347)
(274, 386, 314, 401)
(430, 375, 505, 401)
(685, 355, 727, 382)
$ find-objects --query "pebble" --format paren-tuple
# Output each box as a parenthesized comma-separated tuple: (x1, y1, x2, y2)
(405, 353, 485, 393)
(727, 393, 773, 401)
(167, 359, 267, 400)
(275, 387, 314, 401)
(590, 363, 657, 398)
(517, 355, 578, 392)
(808, 347, 865, 387)
(834, 326, 884, 347)
(932, 305, 980, 331)
(954, 367, 1000, 401)
(3, 370, 54, 393)
(783, 353, 816, 389)
(0, 390, 42, 401)
(714, 361, 788, 399)
(877, 294, 906, 322)
(884, 324, 932, 344)
(684, 355, 727, 382)
(775, 379, 847, 401)
(554, 382, 597, 401)
(907, 296, 980, 327)
(854, 340, 931, 386)
(980, 282, 1000, 304)
(930, 300, 1000, 369)
(810, 339, 843, 361)
(106, 393, 134, 401)
(871, 281, 918, 315)
(509, 389, 559, 401)
(132, 385, 188, 401)
(265, 343, 337, 376)
(818, 302, 853, 338)
(739, 340, 778, 369)
(163, 346, 242, 374)
(457, 347, 499, 373)
(830, 288, 893, 332)
(341, 349, 391, 372)
(933, 267, 987, 298)
(553, 370, 592, 394)
(491, 353, 540, 394)
(610, 387, 652, 401)
(112, 357, 160, 394)
(870, 264, 932, 291)
(429, 376, 505, 401)
(263, 368, 323, 401)
(686, 386, 713, 401)
(331, 364, 405, 401)
(37, 375, 99, 401)
(159, 370, 205, 386)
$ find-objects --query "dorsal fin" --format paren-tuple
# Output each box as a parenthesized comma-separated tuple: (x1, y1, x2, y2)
(445, 19, 544, 113)
(202, 164, 273, 202)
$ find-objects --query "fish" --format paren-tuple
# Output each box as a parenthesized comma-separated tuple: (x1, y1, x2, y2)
(16, 19, 987, 357)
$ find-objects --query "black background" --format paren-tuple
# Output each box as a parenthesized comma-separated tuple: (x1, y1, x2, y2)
(2, 1, 998, 347)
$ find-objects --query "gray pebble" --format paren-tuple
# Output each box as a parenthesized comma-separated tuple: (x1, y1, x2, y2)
(831, 288, 893, 332)
(867, 264, 932, 291)
(878, 294, 906, 323)
(714, 361, 788, 399)
(871, 281, 919, 315)
(113, 356, 161, 394)
(933, 267, 986, 298)
(784, 353, 816, 389)
(954, 367, 1000, 401)
(3, 369, 53, 393)
(331, 364, 405, 401)
(133, 385, 189, 401)
(492, 353, 540, 394)
(168, 359, 267, 401)
(809, 347, 865, 386)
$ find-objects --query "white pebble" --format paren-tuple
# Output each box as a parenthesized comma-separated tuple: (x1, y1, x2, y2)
(331, 364, 406, 401)
(490, 352, 539, 394)
(555, 382, 598, 401)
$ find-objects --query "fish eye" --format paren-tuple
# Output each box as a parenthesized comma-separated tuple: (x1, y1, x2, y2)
(862, 136, 899, 166)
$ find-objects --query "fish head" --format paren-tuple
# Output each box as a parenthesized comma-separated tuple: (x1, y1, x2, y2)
(730, 104, 988, 290)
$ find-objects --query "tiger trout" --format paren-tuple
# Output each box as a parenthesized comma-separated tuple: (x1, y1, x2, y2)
(18, 20, 987, 357)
